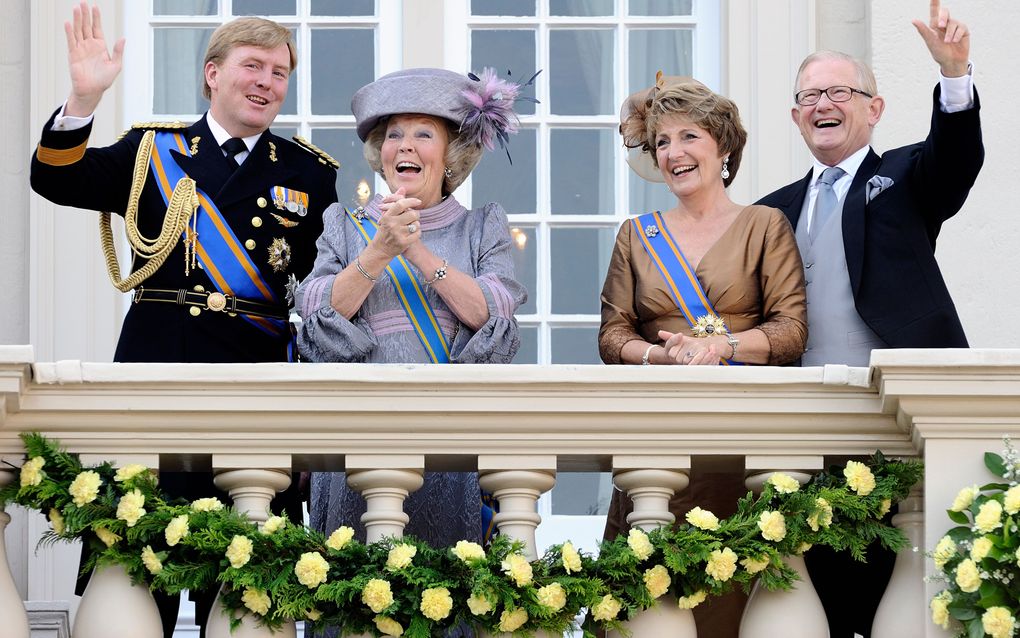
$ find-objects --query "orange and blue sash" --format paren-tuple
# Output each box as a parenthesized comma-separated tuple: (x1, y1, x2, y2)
(148, 132, 286, 338)
(632, 211, 742, 366)
(346, 208, 451, 363)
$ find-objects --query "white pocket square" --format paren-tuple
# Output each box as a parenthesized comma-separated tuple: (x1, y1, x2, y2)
(866, 175, 895, 203)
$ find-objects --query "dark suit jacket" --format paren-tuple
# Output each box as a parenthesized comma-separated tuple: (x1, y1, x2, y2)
(757, 86, 982, 349)
(31, 109, 338, 363)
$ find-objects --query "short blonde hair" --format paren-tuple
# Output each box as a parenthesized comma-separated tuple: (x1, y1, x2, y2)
(202, 17, 296, 100)
(621, 80, 747, 187)
(363, 115, 484, 196)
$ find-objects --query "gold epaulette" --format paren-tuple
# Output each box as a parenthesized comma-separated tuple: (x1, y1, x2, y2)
(131, 121, 188, 131)
(293, 135, 340, 169)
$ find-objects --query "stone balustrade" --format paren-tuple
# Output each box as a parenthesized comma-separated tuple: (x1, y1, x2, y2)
(2, 346, 1019, 637)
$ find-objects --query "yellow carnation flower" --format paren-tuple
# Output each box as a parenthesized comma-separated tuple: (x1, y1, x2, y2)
(374, 615, 404, 637)
(498, 607, 528, 633)
(685, 507, 720, 531)
(191, 497, 224, 512)
(501, 553, 533, 586)
(644, 564, 671, 598)
(467, 592, 493, 616)
(705, 547, 738, 582)
(262, 515, 286, 534)
(362, 578, 394, 613)
(758, 511, 787, 542)
(768, 472, 800, 494)
(982, 606, 1017, 638)
(20, 457, 45, 487)
(385, 543, 417, 571)
(141, 545, 163, 575)
(797, 542, 813, 555)
(48, 508, 65, 535)
(294, 551, 329, 589)
(1004, 485, 1020, 515)
(325, 526, 355, 551)
(242, 588, 271, 616)
(741, 556, 770, 574)
(537, 582, 567, 611)
(592, 594, 623, 622)
(116, 489, 146, 527)
(950, 485, 979, 512)
(807, 498, 833, 532)
(69, 470, 102, 506)
(933, 535, 957, 570)
(225, 535, 253, 569)
(161, 515, 188, 547)
(306, 608, 322, 622)
(843, 460, 875, 496)
(627, 528, 654, 561)
(971, 536, 994, 562)
(114, 464, 147, 482)
(561, 541, 582, 573)
(930, 591, 952, 629)
(878, 498, 892, 517)
(975, 499, 1004, 533)
(453, 540, 485, 563)
(95, 526, 121, 547)
(419, 587, 453, 621)
(955, 558, 981, 593)
(677, 590, 707, 609)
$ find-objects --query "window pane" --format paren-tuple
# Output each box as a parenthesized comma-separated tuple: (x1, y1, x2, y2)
(550, 0, 613, 16)
(550, 227, 616, 314)
(513, 326, 538, 364)
(312, 0, 374, 15)
(311, 29, 374, 115)
(470, 30, 537, 116)
(506, 226, 536, 315)
(233, 0, 296, 15)
(472, 0, 536, 16)
(273, 126, 298, 140)
(550, 325, 601, 363)
(154, 0, 217, 15)
(629, 171, 676, 215)
(472, 128, 536, 215)
(549, 30, 613, 116)
(310, 128, 373, 210)
(551, 472, 612, 514)
(551, 129, 615, 215)
(153, 28, 213, 115)
(629, 29, 693, 95)
(629, 0, 693, 16)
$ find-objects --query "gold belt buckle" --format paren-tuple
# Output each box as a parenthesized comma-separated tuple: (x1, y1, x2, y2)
(206, 292, 227, 312)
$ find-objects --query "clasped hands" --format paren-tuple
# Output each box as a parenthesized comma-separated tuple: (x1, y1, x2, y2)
(368, 187, 424, 260)
(655, 329, 730, 366)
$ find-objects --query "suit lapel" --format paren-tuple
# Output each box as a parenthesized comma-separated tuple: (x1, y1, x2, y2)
(214, 131, 300, 210)
(843, 149, 881, 296)
(168, 116, 234, 198)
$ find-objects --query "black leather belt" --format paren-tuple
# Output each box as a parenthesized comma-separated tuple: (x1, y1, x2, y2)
(132, 287, 289, 320)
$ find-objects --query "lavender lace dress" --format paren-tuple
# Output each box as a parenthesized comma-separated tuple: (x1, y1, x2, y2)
(295, 195, 525, 634)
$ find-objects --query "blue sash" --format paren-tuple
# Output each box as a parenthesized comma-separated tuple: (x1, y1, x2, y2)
(345, 208, 451, 364)
(149, 132, 286, 338)
(632, 211, 742, 366)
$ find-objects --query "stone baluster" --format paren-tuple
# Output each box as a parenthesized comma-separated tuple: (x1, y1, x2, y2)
(871, 482, 924, 638)
(345, 455, 425, 543)
(608, 456, 696, 638)
(208, 455, 297, 638)
(477, 455, 556, 561)
(739, 456, 829, 638)
(73, 454, 162, 638)
(0, 464, 30, 638)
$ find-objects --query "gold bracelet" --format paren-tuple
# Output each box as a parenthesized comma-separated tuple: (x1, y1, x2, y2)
(355, 256, 378, 282)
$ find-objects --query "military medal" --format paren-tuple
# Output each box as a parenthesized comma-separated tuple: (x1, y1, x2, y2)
(270, 186, 308, 217)
(692, 314, 729, 337)
(267, 237, 292, 273)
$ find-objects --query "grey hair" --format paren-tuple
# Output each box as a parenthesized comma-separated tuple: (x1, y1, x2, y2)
(795, 50, 878, 100)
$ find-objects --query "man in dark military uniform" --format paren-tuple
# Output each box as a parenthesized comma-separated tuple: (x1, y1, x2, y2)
(30, 3, 337, 636)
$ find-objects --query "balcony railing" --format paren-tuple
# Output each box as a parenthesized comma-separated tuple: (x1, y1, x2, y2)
(1, 345, 1019, 637)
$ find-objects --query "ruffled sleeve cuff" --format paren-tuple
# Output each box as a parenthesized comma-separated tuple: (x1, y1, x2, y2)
(449, 272, 525, 364)
(295, 274, 378, 362)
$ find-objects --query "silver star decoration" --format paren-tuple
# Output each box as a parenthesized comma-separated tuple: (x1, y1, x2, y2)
(644, 225, 659, 238)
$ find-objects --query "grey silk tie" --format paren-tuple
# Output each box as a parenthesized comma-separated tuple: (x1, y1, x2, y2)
(810, 166, 846, 241)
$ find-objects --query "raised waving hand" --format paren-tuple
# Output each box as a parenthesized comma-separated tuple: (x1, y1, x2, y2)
(64, 2, 125, 117)
(912, 0, 970, 77)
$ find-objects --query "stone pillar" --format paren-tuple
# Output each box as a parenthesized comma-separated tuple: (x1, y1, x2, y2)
(477, 455, 556, 561)
(0, 467, 30, 638)
(871, 483, 924, 638)
(345, 455, 425, 543)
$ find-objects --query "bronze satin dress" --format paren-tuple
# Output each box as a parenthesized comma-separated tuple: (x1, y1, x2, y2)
(598, 205, 808, 637)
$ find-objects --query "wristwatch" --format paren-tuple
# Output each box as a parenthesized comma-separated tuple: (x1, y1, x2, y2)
(726, 335, 739, 360)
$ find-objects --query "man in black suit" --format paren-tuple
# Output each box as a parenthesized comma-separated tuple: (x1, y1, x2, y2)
(30, 3, 337, 635)
(756, 2, 981, 636)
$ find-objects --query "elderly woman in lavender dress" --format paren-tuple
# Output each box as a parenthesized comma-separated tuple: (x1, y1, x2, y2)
(295, 69, 527, 562)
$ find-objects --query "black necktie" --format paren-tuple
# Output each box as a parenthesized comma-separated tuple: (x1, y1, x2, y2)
(222, 137, 247, 170)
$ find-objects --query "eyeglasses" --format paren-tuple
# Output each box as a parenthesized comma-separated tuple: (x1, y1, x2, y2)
(794, 86, 873, 106)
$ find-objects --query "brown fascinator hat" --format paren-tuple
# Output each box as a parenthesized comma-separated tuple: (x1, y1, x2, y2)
(619, 71, 695, 183)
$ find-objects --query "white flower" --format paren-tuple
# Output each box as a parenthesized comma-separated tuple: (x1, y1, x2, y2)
(325, 526, 355, 550)
(262, 515, 286, 534)
(114, 464, 148, 482)
(452, 540, 485, 563)
(165, 515, 189, 546)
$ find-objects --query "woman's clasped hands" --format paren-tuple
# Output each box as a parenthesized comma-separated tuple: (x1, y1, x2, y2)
(657, 329, 726, 366)
(371, 187, 422, 258)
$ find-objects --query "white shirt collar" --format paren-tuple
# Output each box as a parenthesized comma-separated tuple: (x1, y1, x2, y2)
(205, 112, 262, 152)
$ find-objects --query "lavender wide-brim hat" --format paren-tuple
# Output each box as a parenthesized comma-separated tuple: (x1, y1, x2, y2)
(351, 68, 475, 141)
